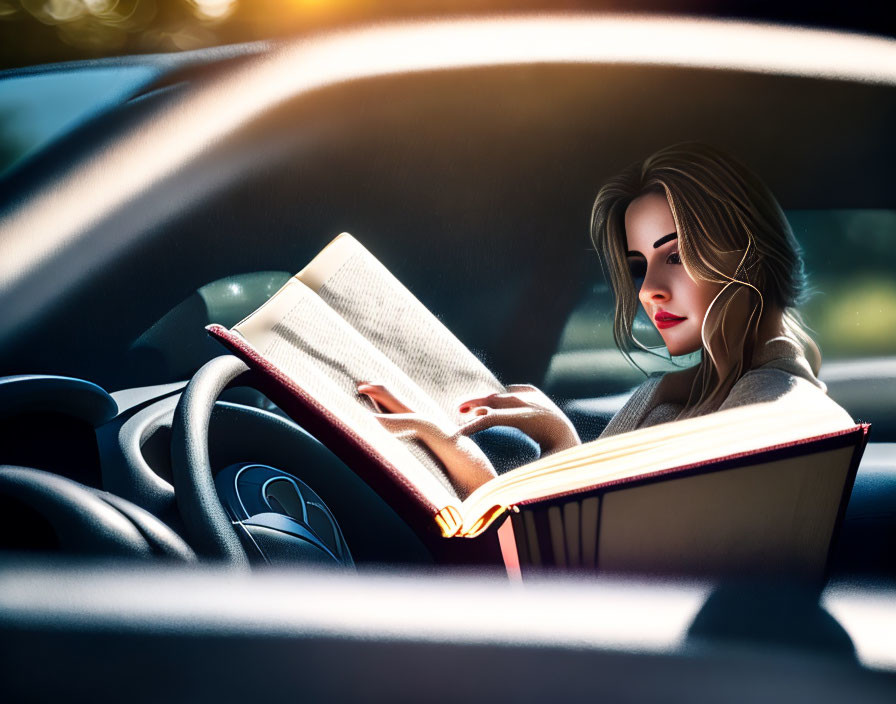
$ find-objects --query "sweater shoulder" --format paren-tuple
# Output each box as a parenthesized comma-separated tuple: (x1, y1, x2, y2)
(598, 374, 665, 438)
(719, 366, 851, 422)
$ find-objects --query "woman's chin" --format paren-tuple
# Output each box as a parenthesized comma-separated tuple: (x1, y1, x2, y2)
(661, 335, 702, 358)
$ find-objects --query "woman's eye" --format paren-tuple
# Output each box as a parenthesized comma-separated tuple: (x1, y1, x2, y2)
(627, 258, 646, 280)
(667, 252, 682, 265)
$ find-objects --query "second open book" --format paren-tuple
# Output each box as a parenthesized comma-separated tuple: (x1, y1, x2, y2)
(208, 233, 866, 576)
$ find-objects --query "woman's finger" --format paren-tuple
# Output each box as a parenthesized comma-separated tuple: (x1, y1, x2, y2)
(373, 412, 443, 441)
(455, 407, 528, 435)
(505, 384, 538, 393)
(357, 383, 413, 414)
(458, 392, 527, 413)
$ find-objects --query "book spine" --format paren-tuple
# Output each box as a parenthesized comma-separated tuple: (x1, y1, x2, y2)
(509, 493, 603, 574)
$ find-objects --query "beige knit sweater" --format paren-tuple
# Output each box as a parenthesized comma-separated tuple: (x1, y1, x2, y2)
(599, 338, 851, 438)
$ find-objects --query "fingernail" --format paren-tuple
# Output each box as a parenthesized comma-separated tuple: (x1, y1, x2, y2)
(459, 405, 470, 413)
(475, 408, 488, 416)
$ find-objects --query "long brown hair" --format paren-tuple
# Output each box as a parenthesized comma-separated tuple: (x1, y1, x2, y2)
(591, 142, 817, 417)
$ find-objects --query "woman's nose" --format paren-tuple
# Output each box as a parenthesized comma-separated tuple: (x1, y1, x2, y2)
(638, 269, 671, 306)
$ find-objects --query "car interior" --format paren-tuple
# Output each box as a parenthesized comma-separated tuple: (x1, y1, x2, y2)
(0, 16, 894, 701)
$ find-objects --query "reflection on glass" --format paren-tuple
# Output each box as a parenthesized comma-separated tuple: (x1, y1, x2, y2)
(0, 66, 158, 177)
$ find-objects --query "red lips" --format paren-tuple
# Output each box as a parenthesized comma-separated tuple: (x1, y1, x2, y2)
(654, 310, 686, 329)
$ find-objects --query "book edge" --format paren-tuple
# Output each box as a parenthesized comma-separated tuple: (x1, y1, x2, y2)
(458, 423, 867, 537)
(295, 232, 358, 293)
(512, 423, 869, 508)
(820, 424, 870, 580)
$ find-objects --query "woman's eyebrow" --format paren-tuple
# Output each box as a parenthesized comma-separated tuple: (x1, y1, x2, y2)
(653, 232, 678, 249)
(627, 232, 677, 257)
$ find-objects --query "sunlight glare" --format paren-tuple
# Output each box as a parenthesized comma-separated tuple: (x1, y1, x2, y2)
(190, 0, 238, 21)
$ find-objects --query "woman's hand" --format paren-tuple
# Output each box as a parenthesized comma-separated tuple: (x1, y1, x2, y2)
(456, 384, 581, 455)
(357, 383, 497, 499)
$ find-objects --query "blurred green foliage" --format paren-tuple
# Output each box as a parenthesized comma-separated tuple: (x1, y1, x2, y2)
(793, 210, 896, 358)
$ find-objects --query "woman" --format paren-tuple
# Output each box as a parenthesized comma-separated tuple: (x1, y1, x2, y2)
(359, 143, 849, 498)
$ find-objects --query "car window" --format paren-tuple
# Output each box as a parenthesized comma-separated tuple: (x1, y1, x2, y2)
(793, 210, 896, 360)
(0, 66, 159, 178)
(545, 209, 896, 399)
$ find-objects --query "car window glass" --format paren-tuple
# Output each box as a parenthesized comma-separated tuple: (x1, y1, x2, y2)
(792, 210, 896, 360)
(0, 66, 159, 177)
(545, 209, 896, 400)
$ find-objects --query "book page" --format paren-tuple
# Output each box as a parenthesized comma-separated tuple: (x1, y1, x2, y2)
(298, 234, 505, 423)
(234, 278, 459, 502)
(459, 397, 856, 534)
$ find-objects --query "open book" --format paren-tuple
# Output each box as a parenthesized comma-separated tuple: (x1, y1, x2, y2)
(208, 233, 867, 578)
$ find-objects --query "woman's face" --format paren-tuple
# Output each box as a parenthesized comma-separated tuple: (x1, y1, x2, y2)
(625, 191, 722, 357)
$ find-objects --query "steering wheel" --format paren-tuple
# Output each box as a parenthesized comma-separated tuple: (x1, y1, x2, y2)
(170, 355, 353, 568)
